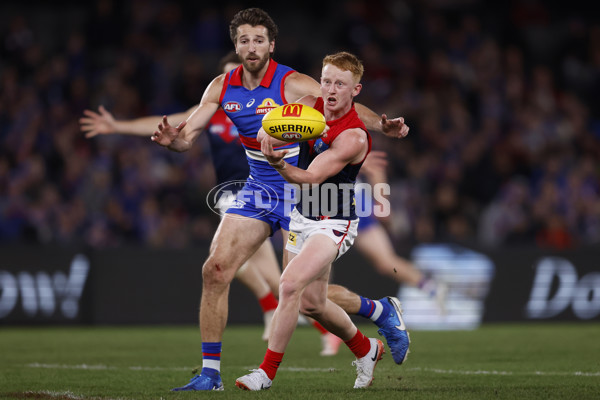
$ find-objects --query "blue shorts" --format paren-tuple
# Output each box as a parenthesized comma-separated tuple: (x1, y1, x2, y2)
(225, 178, 291, 234)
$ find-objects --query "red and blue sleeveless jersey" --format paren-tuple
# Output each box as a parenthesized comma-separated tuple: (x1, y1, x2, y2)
(219, 60, 299, 184)
(205, 109, 249, 184)
(296, 98, 372, 220)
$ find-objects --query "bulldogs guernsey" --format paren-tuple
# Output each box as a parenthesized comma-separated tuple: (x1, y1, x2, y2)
(219, 60, 299, 231)
(205, 109, 248, 184)
(296, 98, 372, 220)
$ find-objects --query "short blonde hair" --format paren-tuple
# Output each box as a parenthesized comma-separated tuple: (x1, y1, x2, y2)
(322, 52, 364, 82)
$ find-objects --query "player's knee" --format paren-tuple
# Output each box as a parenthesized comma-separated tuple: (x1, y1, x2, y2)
(300, 297, 323, 318)
(278, 277, 302, 301)
(202, 256, 235, 286)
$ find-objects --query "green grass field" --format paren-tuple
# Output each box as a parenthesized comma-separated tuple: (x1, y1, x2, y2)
(1, 323, 599, 400)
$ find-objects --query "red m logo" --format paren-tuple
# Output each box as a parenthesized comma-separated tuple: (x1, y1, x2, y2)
(282, 104, 303, 117)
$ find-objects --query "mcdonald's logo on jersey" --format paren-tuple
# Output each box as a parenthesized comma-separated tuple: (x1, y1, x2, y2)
(282, 103, 303, 117)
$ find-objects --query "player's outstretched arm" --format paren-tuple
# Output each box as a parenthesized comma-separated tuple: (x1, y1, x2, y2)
(79, 105, 193, 138)
(283, 72, 409, 139)
(151, 73, 224, 152)
(354, 104, 410, 139)
(283, 72, 322, 104)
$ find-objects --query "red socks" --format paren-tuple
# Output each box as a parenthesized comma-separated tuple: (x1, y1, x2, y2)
(260, 348, 284, 380)
(344, 329, 371, 358)
(259, 292, 278, 312)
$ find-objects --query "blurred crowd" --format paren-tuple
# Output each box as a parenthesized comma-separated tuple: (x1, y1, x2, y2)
(1, 0, 599, 249)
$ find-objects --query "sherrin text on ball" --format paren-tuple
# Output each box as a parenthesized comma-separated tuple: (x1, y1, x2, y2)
(262, 103, 326, 142)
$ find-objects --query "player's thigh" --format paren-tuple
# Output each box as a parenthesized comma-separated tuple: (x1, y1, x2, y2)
(209, 214, 272, 270)
(281, 235, 337, 289)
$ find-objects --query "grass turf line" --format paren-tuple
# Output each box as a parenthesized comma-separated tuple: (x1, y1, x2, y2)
(0, 323, 598, 400)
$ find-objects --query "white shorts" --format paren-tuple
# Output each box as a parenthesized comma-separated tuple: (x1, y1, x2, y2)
(285, 208, 359, 261)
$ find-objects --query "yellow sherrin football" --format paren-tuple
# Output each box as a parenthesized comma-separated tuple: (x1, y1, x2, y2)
(262, 103, 326, 142)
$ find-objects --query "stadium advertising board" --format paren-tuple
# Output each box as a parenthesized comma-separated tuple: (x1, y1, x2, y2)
(0, 246, 90, 323)
(0, 245, 598, 325)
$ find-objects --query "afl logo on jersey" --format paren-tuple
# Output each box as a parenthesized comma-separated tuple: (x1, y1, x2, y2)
(224, 101, 242, 112)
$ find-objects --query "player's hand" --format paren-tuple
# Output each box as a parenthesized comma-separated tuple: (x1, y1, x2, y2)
(257, 127, 295, 147)
(261, 138, 288, 165)
(256, 127, 268, 143)
(79, 105, 117, 138)
(380, 115, 409, 138)
(319, 125, 330, 139)
(151, 116, 186, 147)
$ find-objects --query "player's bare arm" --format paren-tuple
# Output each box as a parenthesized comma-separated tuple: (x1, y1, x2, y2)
(262, 128, 368, 185)
(283, 72, 322, 103)
(354, 103, 410, 139)
(151, 74, 223, 152)
(284, 72, 409, 139)
(80, 105, 194, 138)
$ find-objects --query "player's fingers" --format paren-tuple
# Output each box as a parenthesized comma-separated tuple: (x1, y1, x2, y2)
(176, 121, 187, 130)
(78, 118, 91, 128)
(162, 115, 170, 127)
(261, 138, 271, 154)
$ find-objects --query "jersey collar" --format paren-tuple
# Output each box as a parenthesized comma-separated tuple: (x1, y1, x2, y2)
(229, 59, 279, 88)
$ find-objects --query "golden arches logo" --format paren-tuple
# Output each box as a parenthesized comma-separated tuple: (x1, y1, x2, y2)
(282, 103, 303, 117)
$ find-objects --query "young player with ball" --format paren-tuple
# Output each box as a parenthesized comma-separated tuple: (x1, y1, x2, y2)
(236, 51, 393, 391)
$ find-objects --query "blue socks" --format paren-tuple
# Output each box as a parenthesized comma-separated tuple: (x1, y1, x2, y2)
(357, 297, 390, 327)
(201, 342, 222, 377)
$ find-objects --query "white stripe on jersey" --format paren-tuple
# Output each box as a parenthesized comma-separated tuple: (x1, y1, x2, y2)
(245, 146, 300, 163)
